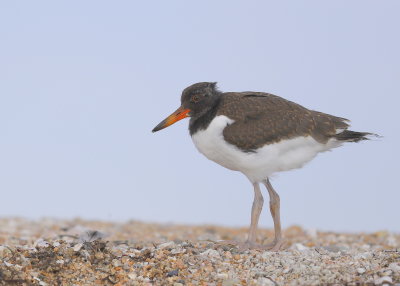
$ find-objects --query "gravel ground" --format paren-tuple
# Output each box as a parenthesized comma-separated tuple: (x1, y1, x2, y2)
(0, 218, 399, 286)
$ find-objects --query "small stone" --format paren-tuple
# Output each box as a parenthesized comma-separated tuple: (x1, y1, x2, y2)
(112, 259, 121, 267)
(175, 259, 185, 269)
(4, 261, 13, 267)
(224, 251, 233, 259)
(79, 230, 106, 242)
(290, 243, 309, 251)
(217, 273, 229, 279)
(121, 256, 129, 264)
(222, 279, 240, 286)
(0, 246, 11, 257)
(128, 272, 137, 279)
(322, 245, 348, 253)
(360, 244, 371, 250)
(158, 241, 175, 249)
(357, 268, 366, 274)
(95, 252, 104, 260)
(56, 259, 64, 264)
(257, 277, 277, 286)
(171, 247, 186, 254)
(167, 269, 179, 277)
(200, 249, 220, 258)
(261, 251, 272, 260)
(389, 262, 400, 273)
(374, 276, 392, 285)
(355, 252, 373, 260)
(387, 235, 398, 247)
(73, 243, 83, 251)
(34, 239, 49, 248)
(382, 270, 392, 276)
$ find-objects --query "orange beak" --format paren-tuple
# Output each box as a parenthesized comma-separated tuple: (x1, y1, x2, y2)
(152, 106, 191, 132)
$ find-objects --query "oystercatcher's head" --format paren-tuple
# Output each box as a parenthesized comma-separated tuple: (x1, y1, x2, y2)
(152, 82, 220, 132)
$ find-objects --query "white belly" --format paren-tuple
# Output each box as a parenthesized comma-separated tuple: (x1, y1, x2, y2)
(191, 115, 341, 183)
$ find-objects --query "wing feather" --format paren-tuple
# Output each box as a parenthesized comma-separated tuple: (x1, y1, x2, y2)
(218, 92, 349, 152)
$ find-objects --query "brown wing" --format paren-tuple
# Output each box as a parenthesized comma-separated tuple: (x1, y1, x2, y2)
(218, 92, 350, 152)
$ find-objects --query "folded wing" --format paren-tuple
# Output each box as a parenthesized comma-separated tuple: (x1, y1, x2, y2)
(219, 92, 350, 152)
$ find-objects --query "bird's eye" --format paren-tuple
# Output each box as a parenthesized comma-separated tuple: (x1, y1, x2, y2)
(191, 95, 200, 103)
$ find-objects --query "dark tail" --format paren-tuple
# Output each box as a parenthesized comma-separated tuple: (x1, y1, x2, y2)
(334, 130, 379, 143)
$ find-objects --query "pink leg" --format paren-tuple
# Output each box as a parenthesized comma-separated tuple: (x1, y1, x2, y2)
(247, 182, 264, 244)
(262, 178, 284, 251)
(217, 183, 267, 250)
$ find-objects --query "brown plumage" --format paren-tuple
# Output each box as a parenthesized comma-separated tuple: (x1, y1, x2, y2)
(216, 92, 367, 152)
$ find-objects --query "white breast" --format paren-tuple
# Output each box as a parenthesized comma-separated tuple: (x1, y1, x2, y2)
(191, 115, 341, 183)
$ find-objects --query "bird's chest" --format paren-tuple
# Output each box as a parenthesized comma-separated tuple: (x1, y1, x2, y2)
(191, 115, 240, 171)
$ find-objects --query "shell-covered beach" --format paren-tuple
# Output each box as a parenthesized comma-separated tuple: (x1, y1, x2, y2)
(0, 218, 399, 285)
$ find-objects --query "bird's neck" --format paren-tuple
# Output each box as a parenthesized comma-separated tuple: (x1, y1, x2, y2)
(189, 95, 222, 136)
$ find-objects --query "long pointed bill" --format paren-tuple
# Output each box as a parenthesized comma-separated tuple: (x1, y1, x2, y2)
(152, 106, 191, 132)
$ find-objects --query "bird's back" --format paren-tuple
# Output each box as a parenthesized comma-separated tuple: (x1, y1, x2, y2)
(217, 92, 359, 152)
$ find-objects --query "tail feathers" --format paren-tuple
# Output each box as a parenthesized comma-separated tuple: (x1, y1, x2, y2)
(334, 130, 379, 142)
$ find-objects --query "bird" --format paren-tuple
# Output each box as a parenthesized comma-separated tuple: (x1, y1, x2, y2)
(152, 82, 376, 251)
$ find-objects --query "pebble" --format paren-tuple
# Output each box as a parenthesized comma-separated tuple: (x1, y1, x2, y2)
(291, 243, 309, 251)
(0, 246, 11, 257)
(95, 252, 104, 260)
(128, 272, 137, 279)
(4, 261, 13, 267)
(257, 277, 278, 286)
(323, 245, 348, 253)
(79, 230, 106, 242)
(171, 247, 186, 254)
(0, 218, 399, 286)
(73, 243, 83, 251)
(217, 273, 229, 279)
(112, 259, 121, 267)
(166, 269, 179, 277)
(34, 238, 49, 248)
(374, 276, 392, 285)
(200, 248, 220, 258)
(389, 262, 400, 273)
(357, 267, 366, 274)
(158, 241, 175, 249)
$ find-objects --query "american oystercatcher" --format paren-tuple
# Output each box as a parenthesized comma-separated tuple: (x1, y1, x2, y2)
(152, 82, 375, 251)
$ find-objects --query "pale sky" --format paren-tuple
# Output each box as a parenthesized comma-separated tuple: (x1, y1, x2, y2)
(0, 1, 399, 232)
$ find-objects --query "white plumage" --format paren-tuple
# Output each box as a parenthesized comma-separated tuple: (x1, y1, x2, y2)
(191, 115, 342, 183)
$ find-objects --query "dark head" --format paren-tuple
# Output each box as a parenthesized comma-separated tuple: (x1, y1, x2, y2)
(152, 82, 221, 132)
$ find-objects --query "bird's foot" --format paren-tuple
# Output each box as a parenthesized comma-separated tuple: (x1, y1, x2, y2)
(217, 239, 285, 251)
(262, 238, 285, 252)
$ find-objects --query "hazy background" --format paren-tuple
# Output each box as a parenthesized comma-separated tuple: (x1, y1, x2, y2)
(1, 1, 398, 232)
